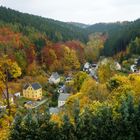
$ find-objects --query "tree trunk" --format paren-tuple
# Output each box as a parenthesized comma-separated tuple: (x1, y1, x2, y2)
(6, 81, 11, 116)
(5, 68, 11, 116)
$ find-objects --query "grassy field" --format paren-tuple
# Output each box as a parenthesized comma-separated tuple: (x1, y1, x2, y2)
(16, 97, 30, 107)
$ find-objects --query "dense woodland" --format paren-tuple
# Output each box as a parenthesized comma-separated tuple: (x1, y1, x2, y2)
(0, 6, 140, 140)
(0, 6, 88, 42)
(0, 6, 140, 57)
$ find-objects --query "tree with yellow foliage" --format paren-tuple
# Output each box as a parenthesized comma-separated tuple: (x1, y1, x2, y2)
(85, 33, 104, 62)
(0, 55, 21, 115)
(72, 71, 89, 92)
(63, 46, 80, 71)
(97, 60, 116, 83)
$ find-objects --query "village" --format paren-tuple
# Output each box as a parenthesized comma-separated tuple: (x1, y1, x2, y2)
(0, 57, 140, 116)
(0, 3, 140, 139)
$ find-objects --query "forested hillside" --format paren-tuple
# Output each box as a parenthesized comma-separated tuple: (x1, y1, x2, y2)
(1, 6, 140, 140)
(0, 6, 140, 58)
(0, 6, 88, 42)
(0, 6, 108, 76)
(67, 22, 89, 28)
(87, 20, 140, 56)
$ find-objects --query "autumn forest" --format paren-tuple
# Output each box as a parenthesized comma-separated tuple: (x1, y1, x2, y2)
(0, 6, 140, 140)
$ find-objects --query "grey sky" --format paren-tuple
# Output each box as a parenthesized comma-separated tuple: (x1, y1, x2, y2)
(0, 0, 140, 24)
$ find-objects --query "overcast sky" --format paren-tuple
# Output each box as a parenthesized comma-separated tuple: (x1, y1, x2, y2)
(0, 0, 140, 24)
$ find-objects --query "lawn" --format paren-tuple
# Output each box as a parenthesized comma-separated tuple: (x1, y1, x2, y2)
(16, 97, 30, 107)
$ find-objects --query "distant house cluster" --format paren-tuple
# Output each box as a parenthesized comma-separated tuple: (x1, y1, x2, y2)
(99, 58, 121, 71)
(83, 62, 98, 80)
(48, 72, 71, 114)
(23, 83, 42, 100)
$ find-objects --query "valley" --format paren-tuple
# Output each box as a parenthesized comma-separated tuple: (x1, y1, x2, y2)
(0, 6, 140, 140)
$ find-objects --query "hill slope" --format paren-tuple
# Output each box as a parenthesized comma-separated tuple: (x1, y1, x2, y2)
(0, 6, 140, 57)
(67, 22, 90, 28)
(87, 20, 140, 56)
(0, 6, 88, 42)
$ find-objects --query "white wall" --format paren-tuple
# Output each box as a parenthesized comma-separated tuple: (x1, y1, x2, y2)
(58, 101, 65, 107)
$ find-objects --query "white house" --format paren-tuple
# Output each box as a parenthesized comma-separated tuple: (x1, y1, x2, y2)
(130, 65, 137, 72)
(58, 85, 67, 93)
(83, 62, 91, 71)
(114, 62, 121, 71)
(49, 72, 60, 84)
(89, 68, 98, 80)
(14, 92, 21, 97)
(58, 93, 70, 107)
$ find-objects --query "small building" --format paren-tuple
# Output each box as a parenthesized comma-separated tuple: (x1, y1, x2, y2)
(58, 85, 68, 93)
(14, 92, 21, 97)
(89, 68, 95, 76)
(83, 62, 91, 71)
(24, 101, 38, 109)
(65, 76, 73, 83)
(130, 65, 137, 72)
(58, 93, 70, 107)
(91, 63, 97, 68)
(89, 68, 98, 80)
(114, 62, 121, 71)
(23, 83, 42, 100)
(49, 72, 60, 84)
(49, 107, 59, 114)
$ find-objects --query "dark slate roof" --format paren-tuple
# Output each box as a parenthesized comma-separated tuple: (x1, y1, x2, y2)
(23, 83, 30, 90)
(31, 83, 42, 90)
(58, 93, 70, 101)
(23, 83, 42, 90)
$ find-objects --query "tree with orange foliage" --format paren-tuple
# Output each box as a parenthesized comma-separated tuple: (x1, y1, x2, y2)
(41, 47, 57, 70)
